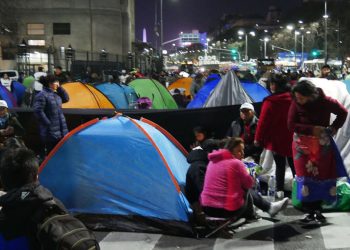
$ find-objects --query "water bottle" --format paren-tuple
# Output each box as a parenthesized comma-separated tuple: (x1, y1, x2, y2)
(268, 175, 276, 202)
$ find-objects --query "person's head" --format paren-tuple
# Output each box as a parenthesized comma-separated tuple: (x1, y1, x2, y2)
(292, 80, 319, 105)
(0, 100, 8, 117)
(269, 74, 290, 93)
(0, 148, 38, 191)
(173, 88, 181, 95)
(54, 66, 62, 75)
(193, 126, 207, 143)
(222, 137, 245, 160)
(38, 66, 44, 72)
(321, 64, 331, 77)
(2, 74, 9, 80)
(239, 102, 255, 124)
(41, 75, 59, 91)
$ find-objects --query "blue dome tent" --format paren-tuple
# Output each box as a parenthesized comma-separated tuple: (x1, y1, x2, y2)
(39, 116, 192, 235)
(95, 82, 138, 109)
(187, 74, 221, 109)
(241, 82, 271, 103)
(11, 81, 26, 106)
(0, 84, 17, 108)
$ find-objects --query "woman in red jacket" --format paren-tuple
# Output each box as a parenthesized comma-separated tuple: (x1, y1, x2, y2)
(255, 74, 295, 199)
(288, 80, 348, 223)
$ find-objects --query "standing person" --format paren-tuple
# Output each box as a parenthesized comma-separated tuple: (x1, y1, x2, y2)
(288, 80, 348, 223)
(320, 65, 337, 80)
(226, 103, 262, 162)
(54, 66, 68, 84)
(0, 74, 12, 91)
(34, 66, 47, 81)
(254, 74, 295, 199)
(190, 73, 205, 97)
(33, 75, 69, 154)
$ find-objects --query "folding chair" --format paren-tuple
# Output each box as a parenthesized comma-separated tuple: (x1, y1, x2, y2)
(204, 192, 250, 238)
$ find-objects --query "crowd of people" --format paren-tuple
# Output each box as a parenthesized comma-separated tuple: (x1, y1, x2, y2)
(0, 61, 348, 245)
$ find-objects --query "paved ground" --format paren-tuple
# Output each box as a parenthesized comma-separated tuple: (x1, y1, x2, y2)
(94, 203, 350, 250)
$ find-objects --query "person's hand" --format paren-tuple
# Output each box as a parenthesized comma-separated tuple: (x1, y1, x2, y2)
(312, 126, 325, 137)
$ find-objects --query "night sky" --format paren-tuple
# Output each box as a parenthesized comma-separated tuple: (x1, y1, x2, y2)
(135, 0, 302, 46)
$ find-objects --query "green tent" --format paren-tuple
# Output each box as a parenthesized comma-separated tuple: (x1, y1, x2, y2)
(129, 78, 178, 109)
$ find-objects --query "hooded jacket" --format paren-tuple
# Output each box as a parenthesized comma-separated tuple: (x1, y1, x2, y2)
(288, 88, 348, 135)
(200, 149, 254, 212)
(0, 182, 66, 249)
(255, 91, 293, 157)
(185, 149, 209, 205)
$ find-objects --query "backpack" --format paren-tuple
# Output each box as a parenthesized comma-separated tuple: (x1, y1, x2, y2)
(34, 200, 100, 250)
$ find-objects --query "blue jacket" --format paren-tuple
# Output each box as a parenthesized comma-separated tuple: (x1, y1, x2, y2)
(33, 87, 69, 141)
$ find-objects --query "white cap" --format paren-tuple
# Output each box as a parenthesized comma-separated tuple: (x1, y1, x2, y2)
(0, 100, 8, 108)
(121, 70, 126, 74)
(240, 102, 254, 111)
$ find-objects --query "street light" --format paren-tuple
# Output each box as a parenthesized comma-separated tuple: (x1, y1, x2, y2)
(264, 37, 269, 59)
(323, 0, 329, 63)
(286, 25, 294, 31)
(237, 30, 255, 61)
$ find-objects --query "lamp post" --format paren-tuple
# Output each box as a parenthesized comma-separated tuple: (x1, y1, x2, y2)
(264, 37, 269, 59)
(17, 39, 28, 75)
(238, 30, 255, 61)
(294, 30, 300, 62)
(323, 0, 329, 64)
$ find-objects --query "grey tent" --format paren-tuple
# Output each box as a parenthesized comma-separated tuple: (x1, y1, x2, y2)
(204, 71, 252, 108)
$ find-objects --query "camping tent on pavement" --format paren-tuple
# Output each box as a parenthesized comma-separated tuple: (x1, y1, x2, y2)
(129, 79, 178, 109)
(11, 81, 26, 106)
(0, 84, 17, 108)
(186, 73, 221, 109)
(39, 116, 192, 235)
(168, 77, 192, 97)
(61, 82, 115, 109)
(95, 82, 138, 109)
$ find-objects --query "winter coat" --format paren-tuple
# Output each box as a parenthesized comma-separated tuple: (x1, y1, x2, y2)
(33, 87, 69, 141)
(288, 88, 348, 135)
(0, 182, 67, 250)
(185, 149, 209, 205)
(200, 149, 254, 212)
(255, 92, 293, 157)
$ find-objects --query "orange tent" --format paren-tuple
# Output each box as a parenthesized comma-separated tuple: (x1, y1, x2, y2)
(62, 82, 115, 109)
(167, 77, 192, 97)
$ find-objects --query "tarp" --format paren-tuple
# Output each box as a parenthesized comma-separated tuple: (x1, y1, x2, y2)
(11, 81, 26, 106)
(38, 116, 192, 235)
(168, 77, 192, 97)
(129, 79, 178, 109)
(95, 83, 138, 109)
(61, 82, 115, 109)
(204, 71, 253, 108)
(186, 74, 221, 109)
(241, 82, 271, 103)
(0, 84, 17, 108)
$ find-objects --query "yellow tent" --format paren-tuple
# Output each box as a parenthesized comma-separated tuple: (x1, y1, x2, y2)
(167, 77, 192, 97)
(62, 82, 115, 109)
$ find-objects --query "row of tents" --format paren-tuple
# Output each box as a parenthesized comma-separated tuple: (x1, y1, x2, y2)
(2, 72, 274, 110)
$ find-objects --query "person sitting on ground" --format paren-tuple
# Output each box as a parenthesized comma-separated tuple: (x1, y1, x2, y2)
(0, 148, 99, 249)
(226, 103, 262, 162)
(200, 137, 289, 222)
(0, 100, 24, 149)
(185, 140, 220, 226)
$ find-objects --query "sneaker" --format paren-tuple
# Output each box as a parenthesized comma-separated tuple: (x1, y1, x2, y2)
(315, 211, 326, 224)
(276, 191, 284, 199)
(268, 197, 289, 217)
(299, 213, 315, 224)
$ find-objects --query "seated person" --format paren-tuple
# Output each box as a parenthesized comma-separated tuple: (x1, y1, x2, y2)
(200, 137, 288, 220)
(0, 100, 24, 150)
(226, 103, 262, 162)
(185, 140, 219, 225)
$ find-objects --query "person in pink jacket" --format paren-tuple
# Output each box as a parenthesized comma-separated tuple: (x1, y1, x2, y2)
(201, 137, 288, 219)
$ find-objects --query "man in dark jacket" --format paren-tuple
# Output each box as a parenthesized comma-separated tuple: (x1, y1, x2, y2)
(54, 66, 68, 84)
(33, 75, 69, 154)
(226, 103, 262, 162)
(0, 148, 67, 249)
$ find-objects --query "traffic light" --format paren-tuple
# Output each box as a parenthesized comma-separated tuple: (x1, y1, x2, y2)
(231, 48, 239, 60)
(311, 49, 320, 58)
